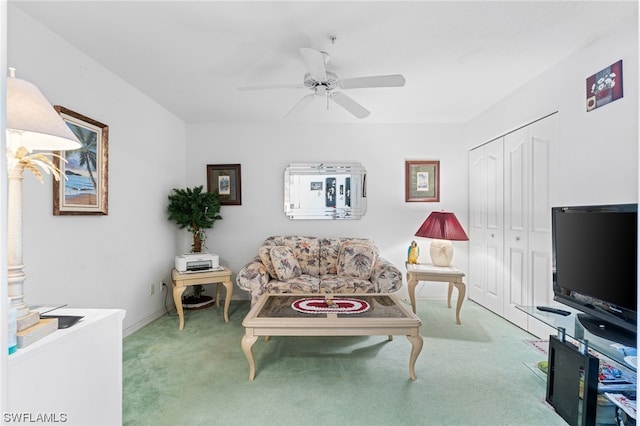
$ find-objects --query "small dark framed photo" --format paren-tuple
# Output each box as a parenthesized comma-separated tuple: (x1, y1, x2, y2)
(207, 164, 241, 205)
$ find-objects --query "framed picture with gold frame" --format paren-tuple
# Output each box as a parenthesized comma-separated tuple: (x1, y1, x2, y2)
(52, 106, 109, 215)
(405, 160, 439, 202)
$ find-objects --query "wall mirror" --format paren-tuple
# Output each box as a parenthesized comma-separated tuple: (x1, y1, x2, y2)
(284, 162, 367, 220)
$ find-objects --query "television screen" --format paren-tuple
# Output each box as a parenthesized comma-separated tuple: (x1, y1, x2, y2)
(552, 203, 637, 343)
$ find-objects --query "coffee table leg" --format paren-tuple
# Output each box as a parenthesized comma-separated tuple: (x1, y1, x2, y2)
(241, 333, 258, 380)
(406, 334, 424, 381)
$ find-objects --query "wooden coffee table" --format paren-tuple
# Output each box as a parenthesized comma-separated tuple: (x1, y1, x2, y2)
(241, 293, 423, 381)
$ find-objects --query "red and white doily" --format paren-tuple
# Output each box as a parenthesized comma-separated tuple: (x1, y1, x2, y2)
(291, 298, 370, 314)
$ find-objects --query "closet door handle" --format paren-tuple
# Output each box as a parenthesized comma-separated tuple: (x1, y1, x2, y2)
(516, 237, 521, 241)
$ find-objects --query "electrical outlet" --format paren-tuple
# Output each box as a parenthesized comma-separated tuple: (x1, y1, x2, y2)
(149, 283, 156, 296)
(161, 282, 167, 291)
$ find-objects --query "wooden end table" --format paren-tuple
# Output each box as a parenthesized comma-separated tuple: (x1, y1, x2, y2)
(405, 263, 466, 325)
(171, 267, 233, 330)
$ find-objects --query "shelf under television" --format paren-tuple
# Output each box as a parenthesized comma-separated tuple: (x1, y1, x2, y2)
(516, 305, 636, 373)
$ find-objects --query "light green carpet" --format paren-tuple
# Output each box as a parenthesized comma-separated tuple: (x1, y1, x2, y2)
(123, 298, 565, 426)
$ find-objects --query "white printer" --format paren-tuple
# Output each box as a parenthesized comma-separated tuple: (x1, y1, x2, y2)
(175, 253, 219, 273)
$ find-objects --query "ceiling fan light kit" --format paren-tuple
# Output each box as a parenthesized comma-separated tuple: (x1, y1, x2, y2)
(239, 47, 406, 119)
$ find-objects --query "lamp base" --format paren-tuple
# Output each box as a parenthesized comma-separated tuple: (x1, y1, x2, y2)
(429, 239, 454, 267)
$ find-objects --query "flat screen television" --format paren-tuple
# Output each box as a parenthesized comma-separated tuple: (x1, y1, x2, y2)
(552, 203, 637, 347)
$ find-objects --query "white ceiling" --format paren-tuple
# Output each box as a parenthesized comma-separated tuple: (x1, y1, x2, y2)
(12, 1, 638, 124)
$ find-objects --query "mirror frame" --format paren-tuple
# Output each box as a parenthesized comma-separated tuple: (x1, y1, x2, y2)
(284, 162, 367, 220)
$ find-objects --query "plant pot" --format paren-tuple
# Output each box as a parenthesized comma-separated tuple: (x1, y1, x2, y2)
(182, 295, 215, 310)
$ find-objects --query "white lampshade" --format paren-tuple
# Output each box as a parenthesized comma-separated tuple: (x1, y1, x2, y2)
(7, 69, 81, 151)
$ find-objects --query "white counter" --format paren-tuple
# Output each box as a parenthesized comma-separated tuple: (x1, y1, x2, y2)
(7, 308, 126, 425)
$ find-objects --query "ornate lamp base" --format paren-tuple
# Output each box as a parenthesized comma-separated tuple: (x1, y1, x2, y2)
(429, 239, 454, 267)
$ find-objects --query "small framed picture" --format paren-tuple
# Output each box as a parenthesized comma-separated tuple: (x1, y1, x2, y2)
(586, 60, 623, 111)
(405, 160, 440, 202)
(52, 106, 109, 215)
(206, 164, 241, 205)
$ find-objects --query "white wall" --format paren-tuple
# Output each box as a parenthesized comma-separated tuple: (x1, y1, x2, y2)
(466, 14, 638, 207)
(186, 123, 470, 301)
(7, 5, 187, 334)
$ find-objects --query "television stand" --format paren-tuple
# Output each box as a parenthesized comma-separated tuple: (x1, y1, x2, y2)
(576, 313, 637, 348)
(517, 305, 637, 370)
(517, 305, 637, 425)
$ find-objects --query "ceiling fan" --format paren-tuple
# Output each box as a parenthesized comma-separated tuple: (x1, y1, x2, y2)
(238, 48, 406, 119)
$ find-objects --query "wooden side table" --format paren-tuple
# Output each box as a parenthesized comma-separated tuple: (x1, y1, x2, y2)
(171, 267, 233, 330)
(405, 263, 466, 325)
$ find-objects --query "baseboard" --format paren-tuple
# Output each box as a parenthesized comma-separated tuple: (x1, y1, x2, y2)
(123, 308, 167, 337)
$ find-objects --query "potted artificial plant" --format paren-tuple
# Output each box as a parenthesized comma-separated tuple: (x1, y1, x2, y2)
(167, 185, 222, 308)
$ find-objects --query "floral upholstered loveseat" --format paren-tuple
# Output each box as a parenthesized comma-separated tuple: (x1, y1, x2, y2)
(236, 236, 403, 304)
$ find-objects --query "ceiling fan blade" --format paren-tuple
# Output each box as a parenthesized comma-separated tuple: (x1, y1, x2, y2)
(299, 48, 327, 82)
(284, 93, 317, 119)
(331, 92, 370, 119)
(338, 74, 406, 89)
(237, 84, 305, 91)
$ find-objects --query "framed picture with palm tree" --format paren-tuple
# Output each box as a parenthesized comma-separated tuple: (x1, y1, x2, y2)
(52, 106, 109, 215)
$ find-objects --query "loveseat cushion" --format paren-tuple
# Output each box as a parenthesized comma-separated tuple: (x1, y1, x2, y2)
(258, 245, 278, 278)
(266, 274, 320, 295)
(336, 242, 376, 279)
(258, 236, 321, 278)
(318, 238, 378, 275)
(319, 275, 376, 293)
(270, 246, 302, 281)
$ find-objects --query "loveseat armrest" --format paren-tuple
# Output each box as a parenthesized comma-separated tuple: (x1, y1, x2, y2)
(236, 256, 270, 304)
(371, 258, 403, 293)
